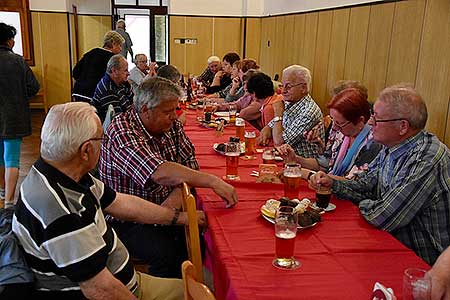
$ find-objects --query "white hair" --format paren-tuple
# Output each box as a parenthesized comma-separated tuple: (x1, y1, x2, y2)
(116, 19, 125, 28)
(207, 56, 220, 64)
(41, 102, 99, 161)
(283, 65, 312, 92)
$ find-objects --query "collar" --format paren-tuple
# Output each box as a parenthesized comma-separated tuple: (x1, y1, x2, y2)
(34, 157, 94, 194)
(386, 131, 424, 160)
(285, 94, 310, 110)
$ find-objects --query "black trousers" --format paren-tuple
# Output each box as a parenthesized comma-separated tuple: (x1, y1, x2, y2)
(111, 222, 188, 279)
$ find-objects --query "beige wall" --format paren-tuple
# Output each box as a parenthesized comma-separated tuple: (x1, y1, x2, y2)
(77, 15, 111, 58)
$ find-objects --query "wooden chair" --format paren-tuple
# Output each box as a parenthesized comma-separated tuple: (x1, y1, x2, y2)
(30, 64, 48, 113)
(181, 182, 203, 283)
(182, 260, 215, 300)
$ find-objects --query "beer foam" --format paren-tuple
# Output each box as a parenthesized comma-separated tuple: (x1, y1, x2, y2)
(276, 230, 296, 239)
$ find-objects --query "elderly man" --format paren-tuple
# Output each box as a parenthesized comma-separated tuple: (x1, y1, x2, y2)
(258, 65, 324, 158)
(197, 55, 221, 87)
(311, 84, 450, 265)
(12, 102, 196, 299)
(99, 77, 237, 278)
(91, 54, 133, 122)
(115, 19, 133, 60)
(129, 53, 157, 94)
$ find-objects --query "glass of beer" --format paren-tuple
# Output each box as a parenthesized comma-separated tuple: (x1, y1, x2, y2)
(235, 118, 245, 141)
(273, 206, 300, 269)
(244, 131, 256, 160)
(228, 104, 237, 125)
(403, 268, 431, 300)
(315, 184, 332, 209)
(283, 163, 302, 199)
(262, 148, 276, 164)
(225, 142, 240, 180)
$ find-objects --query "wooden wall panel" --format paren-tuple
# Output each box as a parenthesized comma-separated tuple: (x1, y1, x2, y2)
(259, 17, 276, 76)
(363, 3, 395, 101)
(245, 18, 261, 61)
(272, 16, 286, 78)
(326, 8, 350, 107)
(213, 17, 242, 60)
(280, 15, 295, 76)
(169, 16, 186, 73)
(187, 17, 213, 75)
(416, 0, 450, 139)
(302, 13, 318, 77)
(344, 6, 370, 82)
(311, 11, 333, 108)
(291, 14, 306, 68)
(386, 0, 425, 86)
(77, 15, 111, 58)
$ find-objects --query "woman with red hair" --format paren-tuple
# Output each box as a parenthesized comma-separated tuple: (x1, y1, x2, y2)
(278, 87, 381, 180)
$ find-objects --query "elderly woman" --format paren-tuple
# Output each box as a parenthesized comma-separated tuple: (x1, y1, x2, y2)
(278, 88, 381, 180)
(0, 23, 39, 208)
(206, 52, 240, 94)
(72, 31, 124, 102)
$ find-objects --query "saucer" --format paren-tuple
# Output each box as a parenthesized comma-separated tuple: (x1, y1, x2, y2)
(311, 202, 336, 212)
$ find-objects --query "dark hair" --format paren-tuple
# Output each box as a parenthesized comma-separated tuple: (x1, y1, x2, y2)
(239, 59, 259, 73)
(157, 65, 180, 83)
(0, 23, 17, 45)
(222, 52, 240, 65)
(242, 69, 259, 82)
(246, 72, 274, 100)
(327, 88, 371, 124)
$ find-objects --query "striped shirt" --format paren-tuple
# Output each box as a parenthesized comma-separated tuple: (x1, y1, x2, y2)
(91, 73, 133, 122)
(12, 158, 137, 296)
(282, 94, 324, 158)
(99, 107, 198, 205)
(333, 131, 450, 264)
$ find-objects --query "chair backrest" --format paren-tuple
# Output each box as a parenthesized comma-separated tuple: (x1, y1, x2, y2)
(182, 260, 215, 300)
(102, 104, 116, 131)
(181, 182, 203, 283)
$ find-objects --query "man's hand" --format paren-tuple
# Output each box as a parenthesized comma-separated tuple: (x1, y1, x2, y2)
(426, 246, 450, 300)
(211, 178, 238, 208)
(276, 144, 297, 164)
(257, 126, 272, 146)
(309, 171, 333, 190)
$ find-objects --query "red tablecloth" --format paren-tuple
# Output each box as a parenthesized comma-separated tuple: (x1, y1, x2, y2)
(183, 111, 429, 300)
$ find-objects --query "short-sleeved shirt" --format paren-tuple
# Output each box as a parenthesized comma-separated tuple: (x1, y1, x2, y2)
(282, 94, 324, 158)
(99, 107, 199, 205)
(128, 66, 147, 94)
(12, 158, 136, 296)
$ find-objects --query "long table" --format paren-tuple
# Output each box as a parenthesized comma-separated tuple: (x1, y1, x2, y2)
(183, 111, 429, 300)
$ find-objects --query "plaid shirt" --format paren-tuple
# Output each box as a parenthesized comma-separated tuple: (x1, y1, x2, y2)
(282, 94, 324, 158)
(99, 107, 198, 205)
(333, 131, 450, 264)
(197, 67, 215, 87)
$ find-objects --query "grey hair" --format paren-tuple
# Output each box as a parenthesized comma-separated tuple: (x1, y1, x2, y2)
(283, 65, 312, 92)
(331, 80, 368, 98)
(116, 19, 125, 28)
(156, 65, 181, 83)
(207, 56, 220, 64)
(377, 84, 428, 129)
(134, 77, 182, 112)
(134, 53, 147, 62)
(103, 30, 124, 49)
(41, 102, 99, 161)
(107, 54, 125, 75)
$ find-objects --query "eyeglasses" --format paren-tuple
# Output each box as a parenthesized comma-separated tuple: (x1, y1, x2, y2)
(370, 109, 407, 126)
(78, 135, 105, 150)
(333, 120, 351, 130)
(137, 60, 148, 63)
(282, 82, 305, 91)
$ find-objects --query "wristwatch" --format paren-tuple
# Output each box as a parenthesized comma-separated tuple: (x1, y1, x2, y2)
(268, 116, 282, 128)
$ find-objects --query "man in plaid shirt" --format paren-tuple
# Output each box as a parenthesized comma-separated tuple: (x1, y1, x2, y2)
(258, 65, 324, 158)
(99, 77, 237, 278)
(311, 85, 450, 265)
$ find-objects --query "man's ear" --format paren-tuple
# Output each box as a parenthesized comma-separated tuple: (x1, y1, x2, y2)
(399, 119, 410, 136)
(79, 142, 91, 161)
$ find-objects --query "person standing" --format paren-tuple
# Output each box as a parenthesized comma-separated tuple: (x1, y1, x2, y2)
(115, 19, 134, 60)
(0, 23, 40, 208)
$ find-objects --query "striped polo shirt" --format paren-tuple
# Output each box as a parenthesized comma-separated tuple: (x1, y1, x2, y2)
(12, 158, 137, 296)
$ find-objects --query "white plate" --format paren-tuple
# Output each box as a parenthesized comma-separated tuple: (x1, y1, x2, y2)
(213, 143, 245, 156)
(214, 111, 239, 118)
(261, 214, 318, 229)
(311, 202, 336, 212)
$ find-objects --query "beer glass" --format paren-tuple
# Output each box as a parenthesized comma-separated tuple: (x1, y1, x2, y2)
(262, 148, 276, 164)
(225, 142, 240, 180)
(273, 206, 300, 269)
(403, 268, 431, 300)
(244, 131, 256, 160)
(228, 104, 237, 125)
(235, 118, 245, 141)
(283, 163, 302, 199)
(315, 184, 332, 209)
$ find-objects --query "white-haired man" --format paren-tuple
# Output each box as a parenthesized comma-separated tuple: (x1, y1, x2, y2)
(12, 102, 194, 299)
(99, 77, 238, 278)
(129, 53, 157, 94)
(311, 85, 450, 265)
(91, 54, 133, 122)
(197, 55, 221, 87)
(258, 65, 324, 158)
(115, 19, 133, 60)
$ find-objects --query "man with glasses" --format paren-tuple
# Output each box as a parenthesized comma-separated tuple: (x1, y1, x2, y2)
(129, 53, 157, 94)
(311, 84, 450, 265)
(258, 65, 324, 158)
(91, 54, 133, 123)
(12, 102, 190, 299)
